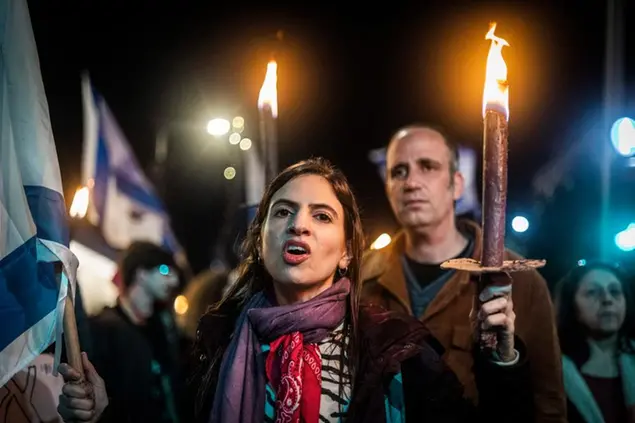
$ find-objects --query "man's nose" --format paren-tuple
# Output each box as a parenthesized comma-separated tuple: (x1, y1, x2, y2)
(167, 275, 179, 287)
(403, 171, 421, 191)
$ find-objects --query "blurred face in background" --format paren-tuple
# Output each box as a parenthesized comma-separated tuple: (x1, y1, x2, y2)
(137, 264, 179, 302)
(261, 174, 350, 304)
(574, 268, 626, 337)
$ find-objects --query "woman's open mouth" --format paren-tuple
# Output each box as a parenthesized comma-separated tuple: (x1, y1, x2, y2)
(282, 240, 311, 265)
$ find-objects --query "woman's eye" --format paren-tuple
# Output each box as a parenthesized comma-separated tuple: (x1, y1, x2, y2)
(315, 213, 332, 222)
(274, 208, 291, 217)
(610, 289, 623, 298)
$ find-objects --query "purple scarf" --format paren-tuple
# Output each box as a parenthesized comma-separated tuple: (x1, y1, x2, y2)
(209, 278, 351, 423)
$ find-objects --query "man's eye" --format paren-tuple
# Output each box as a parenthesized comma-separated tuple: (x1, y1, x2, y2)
(390, 166, 408, 179)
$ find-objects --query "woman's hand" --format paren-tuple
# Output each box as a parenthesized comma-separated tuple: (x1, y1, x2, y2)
(57, 352, 109, 422)
(471, 284, 517, 363)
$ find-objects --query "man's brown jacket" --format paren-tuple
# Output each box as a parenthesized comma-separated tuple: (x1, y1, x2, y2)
(361, 221, 567, 422)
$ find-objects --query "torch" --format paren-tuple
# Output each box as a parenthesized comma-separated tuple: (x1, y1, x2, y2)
(60, 185, 91, 378)
(258, 60, 279, 184)
(442, 23, 545, 356)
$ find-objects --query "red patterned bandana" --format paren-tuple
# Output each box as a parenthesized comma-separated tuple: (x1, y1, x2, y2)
(265, 332, 322, 423)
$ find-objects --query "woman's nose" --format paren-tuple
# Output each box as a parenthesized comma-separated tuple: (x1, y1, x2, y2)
(600, 289, 614, 304)
(287, 213, 311, 235)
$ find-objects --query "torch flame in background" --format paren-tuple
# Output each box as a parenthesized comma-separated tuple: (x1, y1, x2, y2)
(69, 186, 89, 219)
(258, 60, 278, 118)
(482, 23, 510, 120)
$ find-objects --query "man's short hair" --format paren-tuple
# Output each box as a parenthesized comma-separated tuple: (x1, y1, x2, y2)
(388, 124, 460, 176)
(119, 241, 176, 288)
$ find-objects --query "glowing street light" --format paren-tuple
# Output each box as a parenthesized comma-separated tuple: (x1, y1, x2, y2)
(224, 166, 236, 180)
(206, 118, 231, 136)
(511, 216, 529, 233)
(239, 138, 252, 151)
(232, 116, 245, 129)
(615, 223, 635, 252)
(370, 233, 391, 250)
(173, 295, 189, 315)
(229, 133, 241, 145)
(610, 117, 635, 157)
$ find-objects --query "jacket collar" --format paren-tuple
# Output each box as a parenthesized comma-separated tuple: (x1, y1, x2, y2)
(375, 220, 483, 321)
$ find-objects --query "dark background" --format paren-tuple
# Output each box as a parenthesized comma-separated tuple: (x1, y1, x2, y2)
(28, 1, 635, 284)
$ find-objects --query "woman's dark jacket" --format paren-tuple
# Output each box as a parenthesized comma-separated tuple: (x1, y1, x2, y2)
(188, 302, 534, 423)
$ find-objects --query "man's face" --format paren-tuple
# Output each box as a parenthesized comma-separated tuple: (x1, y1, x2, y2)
(137, 264, 179, 302)
(385, 129, 463, 230)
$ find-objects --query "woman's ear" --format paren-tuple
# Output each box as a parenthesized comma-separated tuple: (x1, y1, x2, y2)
(339, 242, 352, 270)
(338, 256, 351, 270)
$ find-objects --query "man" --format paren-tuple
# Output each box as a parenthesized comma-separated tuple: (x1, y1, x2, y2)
(88, 241, 183, 423)
(361, 125, 567, 422)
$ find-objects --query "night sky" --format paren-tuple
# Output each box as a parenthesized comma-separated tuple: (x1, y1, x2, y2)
(28, 1, 635, 282)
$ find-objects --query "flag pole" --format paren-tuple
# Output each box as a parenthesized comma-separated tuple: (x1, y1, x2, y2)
(600, 0, 624, 260)
(57, 258, 84, 378)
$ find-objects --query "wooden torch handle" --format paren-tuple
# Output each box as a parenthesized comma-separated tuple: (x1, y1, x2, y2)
(56, 261, 84, 379)
(63, 293, 84, 379)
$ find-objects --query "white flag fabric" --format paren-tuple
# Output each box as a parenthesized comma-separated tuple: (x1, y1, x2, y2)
(0, 0, 78, 387)
(81, 76, 181, 254)
(243, 141, 266, 223)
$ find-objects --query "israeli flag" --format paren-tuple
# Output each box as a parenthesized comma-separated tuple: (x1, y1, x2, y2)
(368, 145, 481, 218)
(81, 75, 181, 254)
(0, 0, 78, 387)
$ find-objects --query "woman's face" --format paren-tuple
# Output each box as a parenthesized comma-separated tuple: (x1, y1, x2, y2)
(261, 174, 350, 303)
(574, 268, 626, 337)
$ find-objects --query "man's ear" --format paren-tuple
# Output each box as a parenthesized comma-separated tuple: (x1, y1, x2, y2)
(134, 268, 148, 287)
(452, 171, 465, 201)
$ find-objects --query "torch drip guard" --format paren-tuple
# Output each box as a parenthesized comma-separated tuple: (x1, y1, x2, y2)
(441, 257, 546, 274)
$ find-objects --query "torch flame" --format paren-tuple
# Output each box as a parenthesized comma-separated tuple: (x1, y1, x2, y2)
(482, 23, 510, 119)
(69, 186, 89, 219)
(257, 60, 278, 118)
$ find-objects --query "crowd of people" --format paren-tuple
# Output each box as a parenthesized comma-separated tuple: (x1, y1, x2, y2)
(5, 124, 631, 423)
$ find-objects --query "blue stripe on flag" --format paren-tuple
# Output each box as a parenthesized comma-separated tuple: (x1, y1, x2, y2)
(24, 185, 69, 246)
(115, 174, 164, 212)
(0, 236, 58, 352)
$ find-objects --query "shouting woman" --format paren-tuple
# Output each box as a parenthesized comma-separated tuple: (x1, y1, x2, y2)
(57, 158, 533, 422)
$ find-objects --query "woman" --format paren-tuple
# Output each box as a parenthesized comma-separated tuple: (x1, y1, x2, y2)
(57, 158, 532, 422)
(554, 261, 635, 423)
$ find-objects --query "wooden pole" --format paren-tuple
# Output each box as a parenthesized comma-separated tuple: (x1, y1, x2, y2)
(56, 262, 84, 378)
(63, 294, 84, 377)
(482, 109, 509, 267)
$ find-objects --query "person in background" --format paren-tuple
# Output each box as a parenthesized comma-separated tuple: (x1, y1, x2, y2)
(80, 241, 182, 423)
(57, 158, 534, 423)
(361, 124, 566, 422)
(554, 261, 635, 423)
